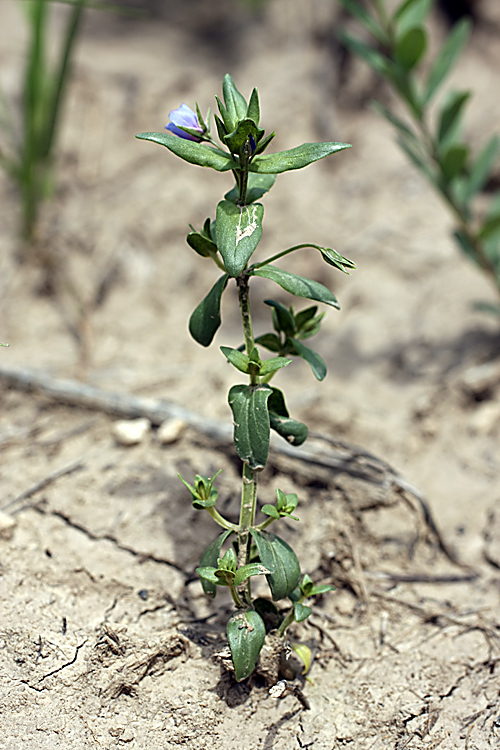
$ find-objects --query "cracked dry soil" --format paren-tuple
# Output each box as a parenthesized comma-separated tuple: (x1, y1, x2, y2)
(1, 1, 500, 748)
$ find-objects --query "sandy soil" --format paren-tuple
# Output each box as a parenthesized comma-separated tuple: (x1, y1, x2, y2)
(1, 1, 500, 748)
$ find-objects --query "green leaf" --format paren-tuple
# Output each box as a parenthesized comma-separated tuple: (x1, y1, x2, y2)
(221, 346, 250, 374)
(268, 387, 308, 447)
(196, 566, 222, 586)
(264, 299, 296, 336)
(254, 333, 282, 353)
(250, 141, 351, 174)
(254, 266, 340, 308)
(318, 246, 356, 274)
(186, 231, 218, 258)
(267, 388, 308, 446)
(290, 642, 312, 674)
(222, 74, 248, 130)
(224, 173, 277, 205)
(189, 274, 229, 347)
(293, 602, 312, 623)
(441, 143, 468, 181)
(228, 384, 272, 470)
(479, 213, 500, 241)
(463, 135, 500, 202)
(250, 530, 301, 600)
(198, 530, 233, 597)
(394, 0, 432, 36)
(395, 26, 427, 70)
(309, 583, 335, 596)
(259, 356, 292, 376)
(135, 132, 239, 172)
(290, 337, 327, 380)
(424, 18, 471, 104)
(261, 504, 280, 519)
(437, 90, 471, 147)
(227, 609, 266, 681)
(294, 306, 319, 330)
(216, 200, 264, 277)
(269, 412, 308, 447)
(246, 87, 260, 125)
(233, 563, 271, 587)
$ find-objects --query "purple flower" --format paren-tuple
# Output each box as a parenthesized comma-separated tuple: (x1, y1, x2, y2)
(165, 103, 204, 141)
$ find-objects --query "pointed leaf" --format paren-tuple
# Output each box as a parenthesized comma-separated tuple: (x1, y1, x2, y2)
(247, 87, 260, 125)
(250, 142, 351, 174)
(259, 356, 292, 376)
(233, 563, 271, 587)
(222, 74, 248, 130)
(221, 346, 250, 374)
(250, 529, 301, 600)
(216, 200, 264, 277)
(228, 384, 272, 470)
(189, 274, 229, 347)
(224, 173, 276, 205)
(198, 530, 233, 597)
(135, 132, 239, 172)
(463, 135, 500, 203)
(227, 609, 266, 681)
(264, 299, 296, 336)
(424, 18, 471, 104)
(319, 246, 356, 273)
(437, 90, 471, 147)
(254, 266, 340, 308)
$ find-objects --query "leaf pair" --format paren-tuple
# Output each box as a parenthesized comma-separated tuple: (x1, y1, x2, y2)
(228, 384, 307, 471)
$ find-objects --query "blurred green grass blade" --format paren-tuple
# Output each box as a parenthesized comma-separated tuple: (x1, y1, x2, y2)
(41, 0, 85, 159)
(424, 18, 472, 104)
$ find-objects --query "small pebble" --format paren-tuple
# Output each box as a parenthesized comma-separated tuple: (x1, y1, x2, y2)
(112, 418, 150, 446)
(0, 511, 17, 540)
(157, 418, 186, 445)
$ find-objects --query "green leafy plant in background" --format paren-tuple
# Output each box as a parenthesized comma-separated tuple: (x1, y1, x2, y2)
(337, 0, 500, 316)
(137, 75, 354, 681)
(0, 0, 86, 243)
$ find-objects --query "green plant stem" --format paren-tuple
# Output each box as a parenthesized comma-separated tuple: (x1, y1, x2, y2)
(206, 506, 238, 531)
(252, 243, 320, 270)
(235, 270, 259, 605)
(228, 581, 245, 609)
(237, 462, 257, 606)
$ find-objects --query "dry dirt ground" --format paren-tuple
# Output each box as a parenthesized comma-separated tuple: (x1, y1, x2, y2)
(1, 1, 500, 748)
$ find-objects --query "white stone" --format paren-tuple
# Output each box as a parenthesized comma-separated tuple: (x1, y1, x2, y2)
(157, 418, 186, 445)
(0, 511, 16, 540)
(112, 418, 150, 446)
(469, 402, 500, 436)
